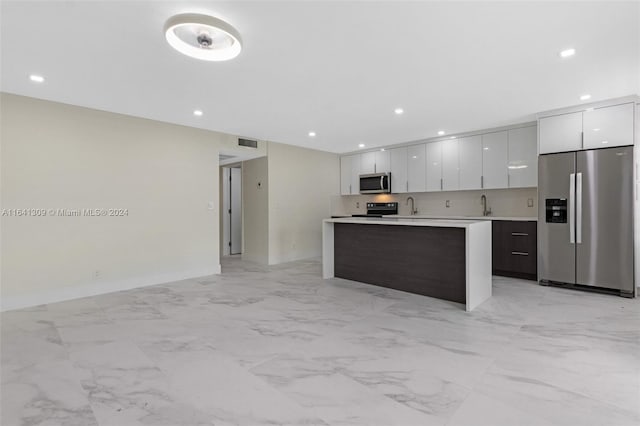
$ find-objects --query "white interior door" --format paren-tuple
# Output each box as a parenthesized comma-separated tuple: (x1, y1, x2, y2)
(230, 167, 242, 254)
(222, 168, 231, 256)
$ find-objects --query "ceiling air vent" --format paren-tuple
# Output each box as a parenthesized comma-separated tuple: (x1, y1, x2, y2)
(238, 138, 258, 148)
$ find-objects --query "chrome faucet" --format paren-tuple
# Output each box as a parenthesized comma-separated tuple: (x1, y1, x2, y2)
(406, 196, 417, 215)
(481, 194, 492, 216)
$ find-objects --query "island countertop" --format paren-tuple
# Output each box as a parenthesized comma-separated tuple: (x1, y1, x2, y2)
(322, 217, 492, 311)
(322, 216, 488, 228)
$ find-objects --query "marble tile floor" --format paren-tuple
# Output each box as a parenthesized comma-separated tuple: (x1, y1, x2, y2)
(1, 256, 639, 426)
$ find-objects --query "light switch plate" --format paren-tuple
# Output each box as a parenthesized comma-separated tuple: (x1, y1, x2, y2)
(527, 198, 534, 207)
(446, 200, 450, 208)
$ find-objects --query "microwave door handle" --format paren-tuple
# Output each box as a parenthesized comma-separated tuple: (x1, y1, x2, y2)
(380, 175, 384, 190)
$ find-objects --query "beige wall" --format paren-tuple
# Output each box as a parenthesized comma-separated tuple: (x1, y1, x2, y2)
(332, 187, 538, 217)
(241, 156, 269, 264)
(1, 94, 222, 310)
(267, 142, 340, 264)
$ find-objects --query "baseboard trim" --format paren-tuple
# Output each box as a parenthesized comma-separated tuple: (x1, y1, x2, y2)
(1, 264, 222, 312)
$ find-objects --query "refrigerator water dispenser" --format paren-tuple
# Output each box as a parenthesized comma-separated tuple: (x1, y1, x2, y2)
(545, 199, 567, 223)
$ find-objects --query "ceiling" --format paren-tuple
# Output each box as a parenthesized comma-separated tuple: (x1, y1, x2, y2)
(1, 1, 638, 154)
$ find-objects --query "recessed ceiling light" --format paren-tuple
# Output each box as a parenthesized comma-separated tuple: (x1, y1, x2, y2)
(438, 130, 445, 136)
(164, 13, 242, 61)
(29, 74, 44, 83)
(580, 94, 591, 101)
(559, 48, 576, 58)
(308, 131, 316, 137)
(358, 143, 365, 148)
(394, 108, 404, 115)
(193, 109, 203, 116)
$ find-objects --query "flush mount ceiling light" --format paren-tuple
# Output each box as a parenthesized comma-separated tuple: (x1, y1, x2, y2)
(308, 131, 316, 137)
(358, 143, 366, 148)
(438, 130, 445, 136)
(580, 94, 591, 101)
(394, 108, 404, 115)
(193, 109, 203, 116)
(29, 74, 44, 83)
(164, 13, 242, 61)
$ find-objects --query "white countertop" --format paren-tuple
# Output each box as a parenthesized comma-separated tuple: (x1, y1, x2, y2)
(323, 216, 488, 228)
(387, 214, 538, 221)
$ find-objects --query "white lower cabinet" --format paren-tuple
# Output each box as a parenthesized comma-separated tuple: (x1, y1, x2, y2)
(482, 131, 509, 189)
(441, 139, 459, 191)
(390, 147, 408, 193)
(425, 141, 442, 191)
(508, 126, 537, 187)
(340, 154, 360, 195)
(458, 135, 483, 190)
(407, 144, 427, 193)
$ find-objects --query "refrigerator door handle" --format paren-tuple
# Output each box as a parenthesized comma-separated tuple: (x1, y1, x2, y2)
(569, 173, 575, 244)
(576, 172, 582, 244)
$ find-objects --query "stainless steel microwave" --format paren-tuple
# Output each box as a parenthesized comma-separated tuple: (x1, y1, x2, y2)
(359, 173, 391, 194)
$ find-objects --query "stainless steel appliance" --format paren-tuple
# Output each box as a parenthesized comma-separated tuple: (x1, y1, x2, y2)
(359, 173, 391, 194)
(352, 202, 398, 217)
(538, 146, 634, 297)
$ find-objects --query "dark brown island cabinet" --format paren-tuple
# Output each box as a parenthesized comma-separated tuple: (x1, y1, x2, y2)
(492, 220, 538, 280)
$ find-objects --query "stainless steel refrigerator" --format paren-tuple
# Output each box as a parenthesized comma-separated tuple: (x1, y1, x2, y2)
(538, 146, 634, 297)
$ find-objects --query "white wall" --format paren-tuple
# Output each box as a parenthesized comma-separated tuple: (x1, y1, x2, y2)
(332, 187, 538, 218)
(267, 142, 340, 264)
(241, 156, 269, 264)
(1, 94, 222, 310)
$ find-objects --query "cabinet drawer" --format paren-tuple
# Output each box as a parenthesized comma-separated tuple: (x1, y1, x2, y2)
(492, 220, 537, 280)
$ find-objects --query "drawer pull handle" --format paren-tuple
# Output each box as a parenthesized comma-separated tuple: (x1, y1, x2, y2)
(511, 232, 529, 236)
(511, 251, 529, 256)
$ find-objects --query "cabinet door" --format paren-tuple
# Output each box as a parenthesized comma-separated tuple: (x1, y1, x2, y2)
(375, 150, 391, 173)
(441, 139, 459, 191)
(508, 126, 537, 188)
(482, 131, 508, 189)
(360, 152, 375, 174)
(340, 156, 352, 195)
(458, 135, 483, 190)
(340, 154, 360, 195)
(583, 103, 634, 149)
(407, 144, 426, 193)
(539, 111, 583, 154)
(390, 147, 408, 193)
(425, 141, 442, 191)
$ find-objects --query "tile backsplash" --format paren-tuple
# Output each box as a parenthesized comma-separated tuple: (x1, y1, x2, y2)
(331, 187, 538, 217)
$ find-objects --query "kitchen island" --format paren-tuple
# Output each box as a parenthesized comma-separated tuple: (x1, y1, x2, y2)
(322, 217, 492, 311)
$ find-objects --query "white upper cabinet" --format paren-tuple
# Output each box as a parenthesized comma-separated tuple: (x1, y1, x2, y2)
(407, 144, 427, 193)
(508, 126, 537, 188)
(425, 141, 442, 191)
(458, 135, 483, 190)
(539, 111, 583, 154)
(583, 103, 634, 149)
(340, 154, 360, 195)
(390, 147, 408, 193)
(360, 152, 376, 174)
(375, 150, 391, 173)
(482, 131, 509, 189)
(441, 139, 459, 191)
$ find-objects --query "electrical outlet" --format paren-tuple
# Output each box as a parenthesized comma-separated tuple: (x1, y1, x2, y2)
(527, 198, 534, 207)
(446, 200, 450, 208)
(93, 270, 101, 280)
(356, 202, 360, 208)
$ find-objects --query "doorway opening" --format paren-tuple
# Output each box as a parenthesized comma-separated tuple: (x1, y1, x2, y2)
(222, 166, 242, 255)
